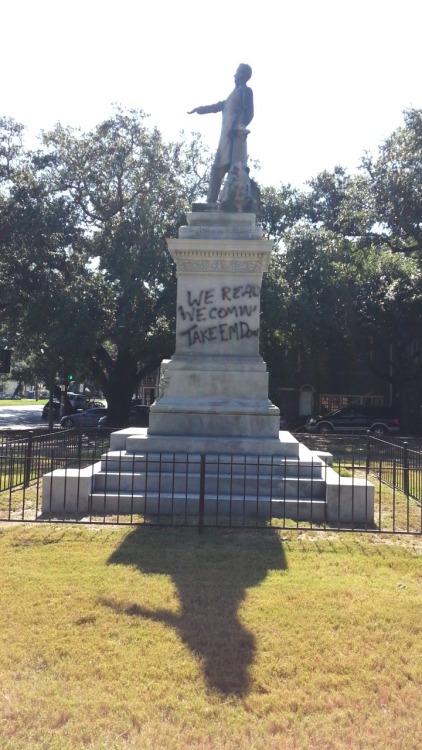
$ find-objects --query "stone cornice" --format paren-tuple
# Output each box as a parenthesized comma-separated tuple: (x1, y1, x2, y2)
(166, 239, 272, 273)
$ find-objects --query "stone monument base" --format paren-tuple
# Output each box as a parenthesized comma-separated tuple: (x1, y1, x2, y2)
(42, 210, 374, 526)
(42, 429, 374, 526)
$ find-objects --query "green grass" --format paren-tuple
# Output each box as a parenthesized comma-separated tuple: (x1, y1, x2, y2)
(0, 524, 421, 749)
(333, 461, 353, 477)
(372, 481, 422, 533)
(0, 399, 47, 406)
(329, 466, 422, 534)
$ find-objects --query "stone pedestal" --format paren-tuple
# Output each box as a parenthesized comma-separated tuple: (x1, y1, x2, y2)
(143, 211, 282, 454)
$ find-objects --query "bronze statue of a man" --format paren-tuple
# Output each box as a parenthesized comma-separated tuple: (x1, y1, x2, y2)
(188, 64, 254, 204)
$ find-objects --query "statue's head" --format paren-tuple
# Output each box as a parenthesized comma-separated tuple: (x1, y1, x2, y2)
(235, 64, 252, 84)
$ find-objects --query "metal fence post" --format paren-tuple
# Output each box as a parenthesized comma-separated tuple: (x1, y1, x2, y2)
(403, 441, 409, 497)
(24, 431, 34, 488)
(365, 430, 370, 476)
(77, 431, 83, 464)
(198, 453, 206, 534)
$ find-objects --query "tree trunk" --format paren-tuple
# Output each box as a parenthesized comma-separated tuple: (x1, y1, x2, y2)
(100, 349, 137, 428)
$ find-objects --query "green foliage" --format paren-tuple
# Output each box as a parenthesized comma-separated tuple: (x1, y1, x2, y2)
(257, 183, 304, 245)
(0, 108, 210, 424)
(0, 131, 93, 384)
(0, 116, 24, 181)
(38, 108, 210, 423)
(257, 112, 422, 424)
(2, 106, 422, 428)
(363, 108, 422, 254)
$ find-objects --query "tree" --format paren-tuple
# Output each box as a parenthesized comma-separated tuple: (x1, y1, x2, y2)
(351, 244, 422, 423)
(0, 110, 210, 424)
(0, 116, 24, 181)
(38, 108, 210, 424)
(304, 167, 378, 241)
(363, 108, 422, 255)
(257, 183, 304, 246)
(258, 161, 422, 430)
(0, 120, 95, 394)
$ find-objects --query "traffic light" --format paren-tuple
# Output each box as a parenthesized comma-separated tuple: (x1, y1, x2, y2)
(0, 349, 12, 373)
(59, 370, 75, 385)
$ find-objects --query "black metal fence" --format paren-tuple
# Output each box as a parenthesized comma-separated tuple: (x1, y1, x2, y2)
(296, 433, 422, 502)
(0, 429, 420, 534)
(0, 429, 111, 492)
(296, 433, 422, 535)
(367, 438, 422, 502)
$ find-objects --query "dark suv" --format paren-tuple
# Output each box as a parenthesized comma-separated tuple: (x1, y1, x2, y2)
(305, 405, 399, 438)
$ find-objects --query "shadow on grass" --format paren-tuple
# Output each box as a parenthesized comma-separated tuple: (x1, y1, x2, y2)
(103, 527, 287, 697)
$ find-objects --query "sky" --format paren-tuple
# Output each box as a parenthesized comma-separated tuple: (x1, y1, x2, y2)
(2, 0, 422, 190)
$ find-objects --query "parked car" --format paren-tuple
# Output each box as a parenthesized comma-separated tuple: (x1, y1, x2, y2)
(43, 393, 101, 421)
(61, 407, 107, 430)
(305, 405, 400, 438)
(84, 399, 106, 409)
(98, 404, 150, 430)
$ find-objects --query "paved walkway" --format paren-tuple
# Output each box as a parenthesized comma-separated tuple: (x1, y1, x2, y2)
(0, 404, 47, 429)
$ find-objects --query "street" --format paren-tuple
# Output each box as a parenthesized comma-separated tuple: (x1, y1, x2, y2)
(0, 404, 48, 429)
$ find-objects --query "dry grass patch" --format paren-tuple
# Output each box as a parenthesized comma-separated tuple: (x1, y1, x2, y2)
(0, 525, 421, 749)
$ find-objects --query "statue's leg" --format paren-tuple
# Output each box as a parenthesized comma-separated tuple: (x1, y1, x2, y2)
(207, 165, 228, 203)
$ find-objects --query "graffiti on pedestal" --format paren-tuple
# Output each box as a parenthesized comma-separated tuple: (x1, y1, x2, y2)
(178, 283, 260, 347)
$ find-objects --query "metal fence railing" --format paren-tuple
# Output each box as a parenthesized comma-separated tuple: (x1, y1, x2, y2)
(295, 433, 422, 504)
(0, 430, 420, 534)
(366, 438, 421, 502)
(0, 429, 111, 492)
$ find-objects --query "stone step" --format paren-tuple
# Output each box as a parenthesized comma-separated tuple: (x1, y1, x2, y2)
(88, 491, 326, 522)
(99, 451, 324, 478)
(121, 433, 301, 458)
(93, 470, 326, 498)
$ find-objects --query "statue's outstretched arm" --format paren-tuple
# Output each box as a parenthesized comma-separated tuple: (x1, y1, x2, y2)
(187, 101, 225, 115)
